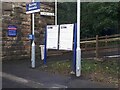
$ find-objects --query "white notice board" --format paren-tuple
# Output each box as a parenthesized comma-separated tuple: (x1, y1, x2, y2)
(46, 25, 59, 49)
(59, 24, 74, 50)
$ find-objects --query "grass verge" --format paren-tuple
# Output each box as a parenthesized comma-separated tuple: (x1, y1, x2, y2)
(39, 58, 119, 87)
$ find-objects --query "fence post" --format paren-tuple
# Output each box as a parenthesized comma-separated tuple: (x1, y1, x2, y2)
(85, 37, 87, 52)
(105, 35, 108, 47)
(96, 35, 99, 58)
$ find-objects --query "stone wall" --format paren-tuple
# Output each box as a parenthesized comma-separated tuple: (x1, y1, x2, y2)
(2, 2, 55, 60)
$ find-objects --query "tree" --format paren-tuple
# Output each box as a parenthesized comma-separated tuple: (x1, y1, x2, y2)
(58, 2, 118, 38)
(58, 2, 77, 24)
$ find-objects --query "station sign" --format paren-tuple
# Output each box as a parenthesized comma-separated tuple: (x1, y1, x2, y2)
(26, 2, 40, 14)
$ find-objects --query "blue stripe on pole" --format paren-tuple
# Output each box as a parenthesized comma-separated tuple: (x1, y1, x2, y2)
(44, 26, 47, 65)
(73, 23, 77, 73)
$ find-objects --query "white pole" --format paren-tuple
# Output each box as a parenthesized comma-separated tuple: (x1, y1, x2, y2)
(31, 0, 35, 68)
(76, 0, 81, 77)
(55, 0, 57, 25)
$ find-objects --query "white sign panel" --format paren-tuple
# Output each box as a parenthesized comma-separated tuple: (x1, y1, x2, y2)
(40, 12, 55, 16)
(59, 24, 74, 50)
(46, 25, 59, 49)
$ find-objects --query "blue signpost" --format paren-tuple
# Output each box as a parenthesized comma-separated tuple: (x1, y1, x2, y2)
(26, 2, 40, 14)
(8, 25, 17, 37)
(26, 1, 40, 68)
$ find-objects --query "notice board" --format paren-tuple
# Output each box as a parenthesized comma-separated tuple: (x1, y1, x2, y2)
(59, 24, 74, 50)
(46, 25, 59, 49)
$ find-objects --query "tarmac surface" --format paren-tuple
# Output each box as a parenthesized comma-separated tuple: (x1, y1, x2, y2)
(2, 58, 118, 89)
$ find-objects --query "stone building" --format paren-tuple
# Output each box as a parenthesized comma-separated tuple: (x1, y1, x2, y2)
(2, 2, 55, 60)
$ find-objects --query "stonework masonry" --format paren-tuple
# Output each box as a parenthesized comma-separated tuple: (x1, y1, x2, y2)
(2, 2, 55, 60)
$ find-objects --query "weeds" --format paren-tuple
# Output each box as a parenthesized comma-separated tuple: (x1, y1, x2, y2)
(39, 59, 119, 86)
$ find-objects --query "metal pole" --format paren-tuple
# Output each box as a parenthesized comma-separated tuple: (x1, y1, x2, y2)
(73, 23, 77, 73)
(76, 0, 81, 77)
(44, 27, 47, 65)
(55, 0, 57, 25)
(31, 0, 35, 68)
